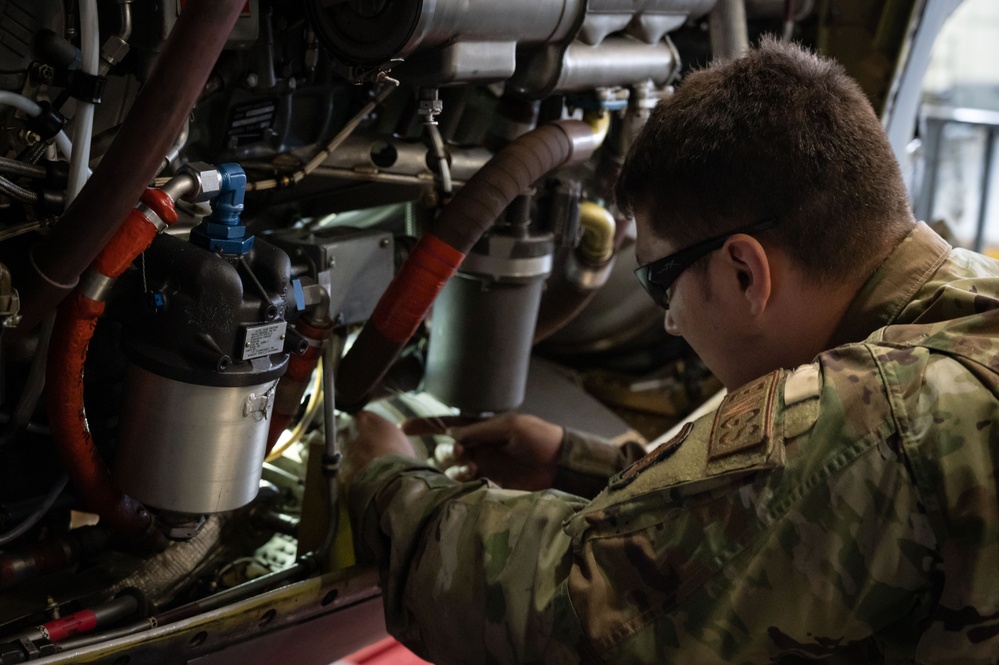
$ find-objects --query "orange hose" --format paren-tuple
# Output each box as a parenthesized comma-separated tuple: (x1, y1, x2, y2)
(47, 189, 177, 552)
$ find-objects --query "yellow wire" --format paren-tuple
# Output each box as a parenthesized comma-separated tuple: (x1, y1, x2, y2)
(265, 360, 323, 462)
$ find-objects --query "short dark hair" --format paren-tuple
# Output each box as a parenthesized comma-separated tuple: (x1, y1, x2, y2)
(616, 38, 914, 283)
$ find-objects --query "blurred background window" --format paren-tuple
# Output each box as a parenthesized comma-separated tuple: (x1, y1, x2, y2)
(917, 0, 999, 255)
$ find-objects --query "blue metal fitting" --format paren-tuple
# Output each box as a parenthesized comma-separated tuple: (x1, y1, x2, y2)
(190, 163, 255, 255)
(146, 291, 165, 312)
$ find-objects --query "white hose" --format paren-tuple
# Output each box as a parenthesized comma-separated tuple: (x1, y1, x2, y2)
(67, 0, 100, 203)
(0, 91, 75, 161)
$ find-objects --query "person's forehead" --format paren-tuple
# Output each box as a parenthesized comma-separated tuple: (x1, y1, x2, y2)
(633, 209, 677, 264)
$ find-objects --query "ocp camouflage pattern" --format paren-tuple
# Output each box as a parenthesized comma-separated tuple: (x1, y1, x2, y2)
(348, 222, 999, 664)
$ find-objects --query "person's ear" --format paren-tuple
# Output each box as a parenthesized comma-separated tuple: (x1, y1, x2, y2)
(664, 309, 680, 336)
(719, 236, 772, 318)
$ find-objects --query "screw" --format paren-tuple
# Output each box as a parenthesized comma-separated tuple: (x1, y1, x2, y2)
(379, 238, 390, 248)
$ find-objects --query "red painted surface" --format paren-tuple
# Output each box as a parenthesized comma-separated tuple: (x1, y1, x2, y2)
(341, 637, 432, 665)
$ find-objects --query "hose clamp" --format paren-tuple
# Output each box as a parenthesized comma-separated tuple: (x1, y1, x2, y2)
(461, 252, 553, 280)
(77, 269, 116, 302)
(135, 202, 167, 232)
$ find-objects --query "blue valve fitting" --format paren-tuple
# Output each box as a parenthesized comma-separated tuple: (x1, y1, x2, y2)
(190, 163, 254, 255)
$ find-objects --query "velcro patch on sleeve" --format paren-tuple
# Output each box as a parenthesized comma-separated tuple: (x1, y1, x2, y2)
(610, 422, 693, 490)
(708, 370, 780, 462)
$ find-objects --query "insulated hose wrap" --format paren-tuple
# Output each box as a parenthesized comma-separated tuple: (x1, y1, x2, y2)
(266, 317, 334, 455)
(367, 235, 465, 345)
(336, 120, 597, 411)
(92, 190, 177, 279)
(47, 190, 178, 552)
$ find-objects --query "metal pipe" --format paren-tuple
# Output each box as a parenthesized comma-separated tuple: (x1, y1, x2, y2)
(158, 120, 190, 176)
(710, 0, 749, 61)
(19, 0, 248, 332)
(555, 37, 679, 92)
(118, 0, 133, 42)
(583, 111, 611, 151)
(425, 123, 452, 195)
(534, 202, 623, 344)
(577, 201, 616, 265)
(158, 171, 198, 203)
(154, 558, 315, 625)
(318, 339, 339, 559)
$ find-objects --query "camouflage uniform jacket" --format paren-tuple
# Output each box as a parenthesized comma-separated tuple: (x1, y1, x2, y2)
(348, 222, 999, 664)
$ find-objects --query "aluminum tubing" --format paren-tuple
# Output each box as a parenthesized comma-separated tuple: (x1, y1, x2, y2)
(402, 0, 581, 54)
(709, 0, 749, 61)
(336, 120, 598, 411)
(18, 0, 246, 332)
(555, 37, 678, 92)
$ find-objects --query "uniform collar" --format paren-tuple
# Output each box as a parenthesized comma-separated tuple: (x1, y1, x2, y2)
(828, 221, 951, 348)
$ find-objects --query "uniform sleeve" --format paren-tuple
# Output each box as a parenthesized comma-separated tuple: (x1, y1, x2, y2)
(552, 429, 647, 499)
(882, 349, 999, 663)
(347, 349, 953, 664)
(347, 455, 595, 665)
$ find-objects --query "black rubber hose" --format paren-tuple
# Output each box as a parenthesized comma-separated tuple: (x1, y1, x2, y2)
(336, 119, 597, 411)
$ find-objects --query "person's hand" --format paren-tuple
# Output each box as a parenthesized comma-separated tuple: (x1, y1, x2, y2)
(341, 411, 417, 487)
(440, 413, 563, 491)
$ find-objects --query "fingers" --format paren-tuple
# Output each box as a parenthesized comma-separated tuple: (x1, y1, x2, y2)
(444, 462, 477, 482)
(447, 412, 518, 447)
(401, 414, 489, 436)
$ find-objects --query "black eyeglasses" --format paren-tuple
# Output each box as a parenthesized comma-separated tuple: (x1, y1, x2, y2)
(634, 217, 777, 309)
